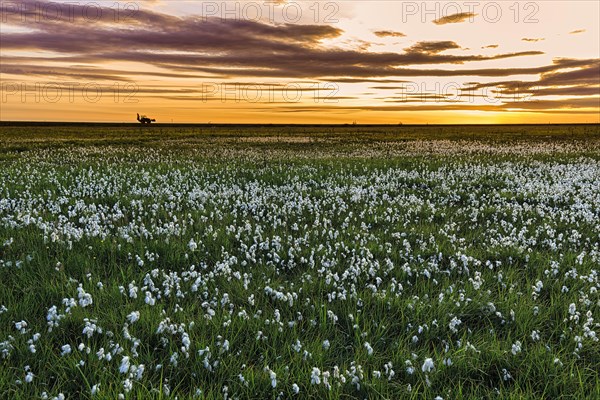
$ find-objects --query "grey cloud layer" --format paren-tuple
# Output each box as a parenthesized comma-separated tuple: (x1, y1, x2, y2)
(2, 0, 545, 79)
(1, 0, 598, 113)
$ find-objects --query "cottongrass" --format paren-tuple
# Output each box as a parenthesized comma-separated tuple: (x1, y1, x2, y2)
(1, 140, 599, 398)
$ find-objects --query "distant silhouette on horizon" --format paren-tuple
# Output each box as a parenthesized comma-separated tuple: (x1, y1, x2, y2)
(137, 113, 156, 124)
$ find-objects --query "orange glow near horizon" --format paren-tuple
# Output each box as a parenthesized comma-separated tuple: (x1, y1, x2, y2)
(1, 1, 598, 124)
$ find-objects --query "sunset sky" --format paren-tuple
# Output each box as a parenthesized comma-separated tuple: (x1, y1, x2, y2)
(1, 0, 599, 123)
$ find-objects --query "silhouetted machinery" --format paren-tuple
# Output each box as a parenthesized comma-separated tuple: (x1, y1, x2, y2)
(137, 113, 156, 124)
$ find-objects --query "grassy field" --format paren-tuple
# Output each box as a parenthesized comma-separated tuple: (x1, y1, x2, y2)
(1, 124, 599, 399)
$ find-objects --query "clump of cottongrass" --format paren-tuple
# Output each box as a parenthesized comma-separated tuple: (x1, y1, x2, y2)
(126, 311, 140, 324)
(511, 341, 522, 355)
(310, 368, 321, 385)
(364, 342, 373, 356)
(264, 366, 277, 388)
(119, 356, 130, 374)
(421, 358, 435, 373)
(60, 344, 71, 356)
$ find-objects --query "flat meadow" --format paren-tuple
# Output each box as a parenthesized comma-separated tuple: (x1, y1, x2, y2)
(1, 123, 599, 399)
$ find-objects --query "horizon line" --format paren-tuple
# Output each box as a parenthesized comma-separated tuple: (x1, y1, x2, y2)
(2, 121, 600, 127)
